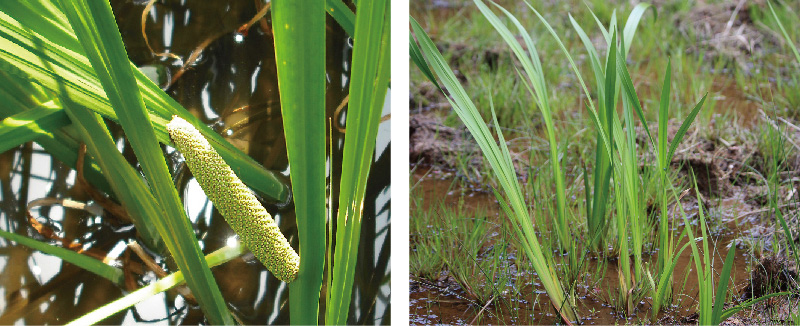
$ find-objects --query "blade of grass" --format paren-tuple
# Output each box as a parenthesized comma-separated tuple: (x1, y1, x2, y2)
(271, 0, 327, 323)
(654, 58, 675, 316)
(711, 245, 736, 323)
(616, 47, 654, 146)
(326, 0, 354, 37)
(621, 3, 653, 56)
(522, 0, 613, 169)
(60, 104, 166, 255)
(595, 30, 619, 254)
(567, 13, 609, 252)
(697, 176, 713, 326)
(671, 184, 709, 325)
(56, 1, 232, 323)
(617, 31, 647, 286)
(768, 1, 800, 66)
(475, 0, 572, 265)
(568, 15, 603, 89)
(66, 244, 247, 326)
(667, 94, 707, 161)
(410, 32, 442, 92)
(567, 4, 651, 254)
(586, 6, 611, 44)
(653, 239, 691, 317)
(326, 0, 390, 324)
(657, 58, 671, 170)
(0, 229, 123, 285)
(719, 292, 791, 321)
(673, 173, 729, 325)
(766, 0, 800, 268)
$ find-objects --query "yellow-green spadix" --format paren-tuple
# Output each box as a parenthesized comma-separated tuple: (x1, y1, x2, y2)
(166, 116, 299, 283)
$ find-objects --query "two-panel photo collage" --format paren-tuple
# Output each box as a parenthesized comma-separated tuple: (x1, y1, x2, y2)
(0, 0, 798, 325)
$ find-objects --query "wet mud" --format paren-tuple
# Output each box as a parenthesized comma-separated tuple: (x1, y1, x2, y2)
(409, 152, 797, 325)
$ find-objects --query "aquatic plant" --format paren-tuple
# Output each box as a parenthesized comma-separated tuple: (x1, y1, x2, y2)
(0, 0, 388, 324)
(167, 116, 300, 283)
(412, 12, 580, 323)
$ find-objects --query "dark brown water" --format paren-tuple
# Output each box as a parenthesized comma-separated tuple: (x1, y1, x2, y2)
(0, 1, 389, 324)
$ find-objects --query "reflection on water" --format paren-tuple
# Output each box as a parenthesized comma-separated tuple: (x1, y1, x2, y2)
(0, 1, 389, 324)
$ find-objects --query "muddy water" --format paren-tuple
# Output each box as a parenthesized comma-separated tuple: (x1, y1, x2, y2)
(711, 78, 759, 127)
(0, 1, 389, 325)
(410, 168, 755, 325)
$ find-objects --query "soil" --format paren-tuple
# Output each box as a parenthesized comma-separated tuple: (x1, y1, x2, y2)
(410, 114, 529, 181)
(679, 0, 781, 71)
(410, 114, 473, 167)
(742, 254, 798, 300)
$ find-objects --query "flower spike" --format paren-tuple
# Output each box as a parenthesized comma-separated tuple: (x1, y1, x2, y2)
(166, 116, 299, 283)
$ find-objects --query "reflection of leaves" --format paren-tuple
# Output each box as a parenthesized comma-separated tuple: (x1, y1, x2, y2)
(0, 124, 131, 324)
(0, 250, 124, 324)
(0, 246, 36, 323)
(351, 144, 391, 324)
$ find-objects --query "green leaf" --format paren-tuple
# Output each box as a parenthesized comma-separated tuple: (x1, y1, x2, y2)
(410, 31, 441, 92)
(0, 74, 112, 194)
(326, 0, 389, 323)
(569, 14, 604, 98)
(621, 3, 653, 56)
(476, 0, 572, 265)
(719, 292, 791, 321)
(711, 245, 736, 324)
(66, 245, 247, 326)
(60, 104, 166, 255)
(658, 58, 671, 168)
(326, 0, 354, 37)
(272, 0, 327, 323)
(667, 93, 707, 162)
(568, 13, 612, 251)
(522, 1, 613, 163)
(0, 2, 289, 203)
(0, 229, 123, 285)
(768, 1, 800, 66)
(616, 46, 654, 148)
(0, 101, 69, 153)
(55, 1, 232, 323)
(653, 239, 690, 314)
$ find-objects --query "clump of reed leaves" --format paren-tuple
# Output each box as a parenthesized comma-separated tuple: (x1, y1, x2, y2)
(411, 0, 786, 323)
(0, 0, 388, 324)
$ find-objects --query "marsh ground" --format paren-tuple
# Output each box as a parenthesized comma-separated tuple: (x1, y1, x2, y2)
(410, 0, 800, 324)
